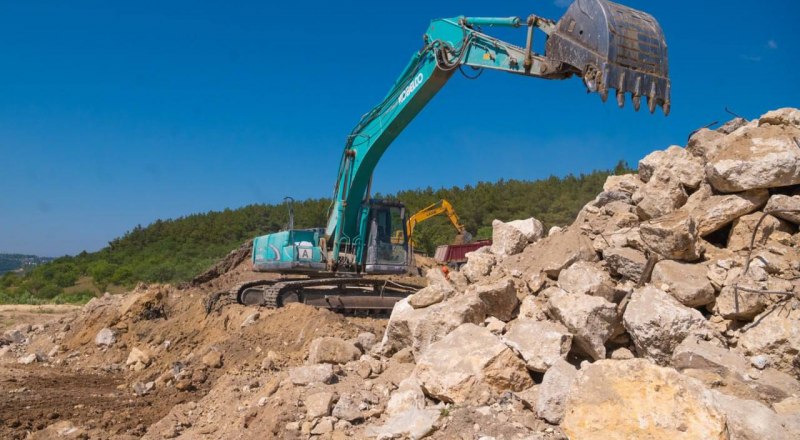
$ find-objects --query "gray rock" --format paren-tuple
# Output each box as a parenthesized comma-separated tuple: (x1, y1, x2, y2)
(331, 394, 362, 422)
(289, 364, 335, 385)
(17, 353, 39, 365)
(536, 358, 578, 424)
(386, 377, 427, 416)
(305, 391, 336, 419)
(603, 247, 647, 282)
(623, 286, 710, 365)
(547, 287, 617, 360)
(94, 328, 115, 347)
(503, 320, 572, 372)
(356, 332, 377, 352)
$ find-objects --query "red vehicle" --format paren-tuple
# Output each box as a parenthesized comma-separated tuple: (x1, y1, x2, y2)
(434, 240, 492, 268)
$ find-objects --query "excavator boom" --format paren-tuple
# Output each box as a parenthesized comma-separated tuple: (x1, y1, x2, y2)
(242, 0, 671, 311)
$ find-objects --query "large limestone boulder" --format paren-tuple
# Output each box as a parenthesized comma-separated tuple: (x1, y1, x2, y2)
(502, 227, 597, 279)
(623, 286, 710, 365)
(634, 168, 688, 220)
(651, 260, 715, 307)
(687, 127, 727, 161)
(414, 323, 533, 404)
(727, 212, 794, 252)
(639, 212, 702, 261)
(764, 194, 800, 224)
(535, 358, 578, 424)
(603, 173, 642, 195)
(307, 337, 361, 364)
(705, 121, 800, 192)
(602, 246, 647, 282)
(408, 284, 449, 309)
(672, 337, 750, 375)
(380, 295, 487, 357)
(557, 261, 617, 303)
(638, 145, 705, 190)
(561, 359, 728, 439)
(506, 217, 545, 243)
(738, 302, 800, 376)
(461, 248, 496, 282)
(759, 107, 800, 128)
(712, 390, 798, 440)
(490, 219, 528, 257)
(547, 287, 617, 360)
(503, 320, 572, 372)
(679, 184, 769, 236)
(465, 278, 519, 322)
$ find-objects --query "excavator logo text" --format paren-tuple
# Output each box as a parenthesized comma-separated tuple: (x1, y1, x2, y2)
(398, 73, 424, 104)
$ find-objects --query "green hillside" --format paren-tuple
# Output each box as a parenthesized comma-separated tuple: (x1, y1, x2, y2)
(0, 162, 631, 304)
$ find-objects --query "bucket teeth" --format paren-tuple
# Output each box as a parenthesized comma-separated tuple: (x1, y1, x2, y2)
(545, 0, 670, 116)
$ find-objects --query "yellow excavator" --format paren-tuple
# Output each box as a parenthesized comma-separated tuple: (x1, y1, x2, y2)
(393, 200, 472, 247)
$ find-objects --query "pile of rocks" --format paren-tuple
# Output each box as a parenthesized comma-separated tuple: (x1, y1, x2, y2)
(370, 108, 800, 438)
(3, 108, 799, 439)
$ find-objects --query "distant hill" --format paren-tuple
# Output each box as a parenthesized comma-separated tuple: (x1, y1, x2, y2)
(0, 254, 53, 274)
(0, 161, 632, 304)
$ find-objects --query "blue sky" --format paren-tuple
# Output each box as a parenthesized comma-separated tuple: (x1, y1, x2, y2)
(1, 0, 798, 256)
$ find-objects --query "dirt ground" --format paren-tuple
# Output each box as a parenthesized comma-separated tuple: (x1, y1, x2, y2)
(0, 305, 81, 333)
(0, 258, 406, 439)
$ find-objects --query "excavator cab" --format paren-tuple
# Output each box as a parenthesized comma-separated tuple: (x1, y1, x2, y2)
(364, 200, 409, 275)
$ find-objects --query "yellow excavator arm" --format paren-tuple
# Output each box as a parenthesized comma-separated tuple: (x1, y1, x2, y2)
(393, 200, 471, 245)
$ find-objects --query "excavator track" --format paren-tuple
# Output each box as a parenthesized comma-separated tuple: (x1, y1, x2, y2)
(231, 277, 420, 314)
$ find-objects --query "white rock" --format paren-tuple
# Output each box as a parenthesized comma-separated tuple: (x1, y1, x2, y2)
(305, 391, 335, 419)
(414, 323, 533, 404)
(634, 168, 688, 220)
(623, 286, 711, 365)
(503, 320, 571, 372)
(558, 261, 617, 302)
(307, 337, 362, 365)
(367, 407, 440, 440)
(738, 303, 800, 376)
(94, 328, 115, 347)
(289, 364, 335, 385)
(490, 219, 529, 257)
(638, 145, 704, 189)
(706, 121, 800, 192)
(461, 248, 496, 282)
(536, 358, 578, 424)
(506, 217, 545, 243)
(385, 377, 427, 416)
(547, 287, 617, 360)
(639, 212, 702, 261)
(602, 247, 647, 282)
(465, 278, 518, 322)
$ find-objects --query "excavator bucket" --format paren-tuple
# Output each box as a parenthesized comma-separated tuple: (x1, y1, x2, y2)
(545, 0, 670, 114)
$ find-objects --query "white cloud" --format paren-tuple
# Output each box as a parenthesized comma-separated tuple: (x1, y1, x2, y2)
(554, 0, 572, 7)
(767, 39, 778, 50)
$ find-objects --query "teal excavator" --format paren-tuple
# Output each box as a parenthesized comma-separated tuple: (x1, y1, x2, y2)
(233, 0, 671, 311)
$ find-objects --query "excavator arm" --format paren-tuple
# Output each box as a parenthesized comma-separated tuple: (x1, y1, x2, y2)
(324, 0, 670, 270)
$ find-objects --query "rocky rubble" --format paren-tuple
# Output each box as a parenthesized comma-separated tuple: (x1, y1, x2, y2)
(3, 108, 800, 439)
